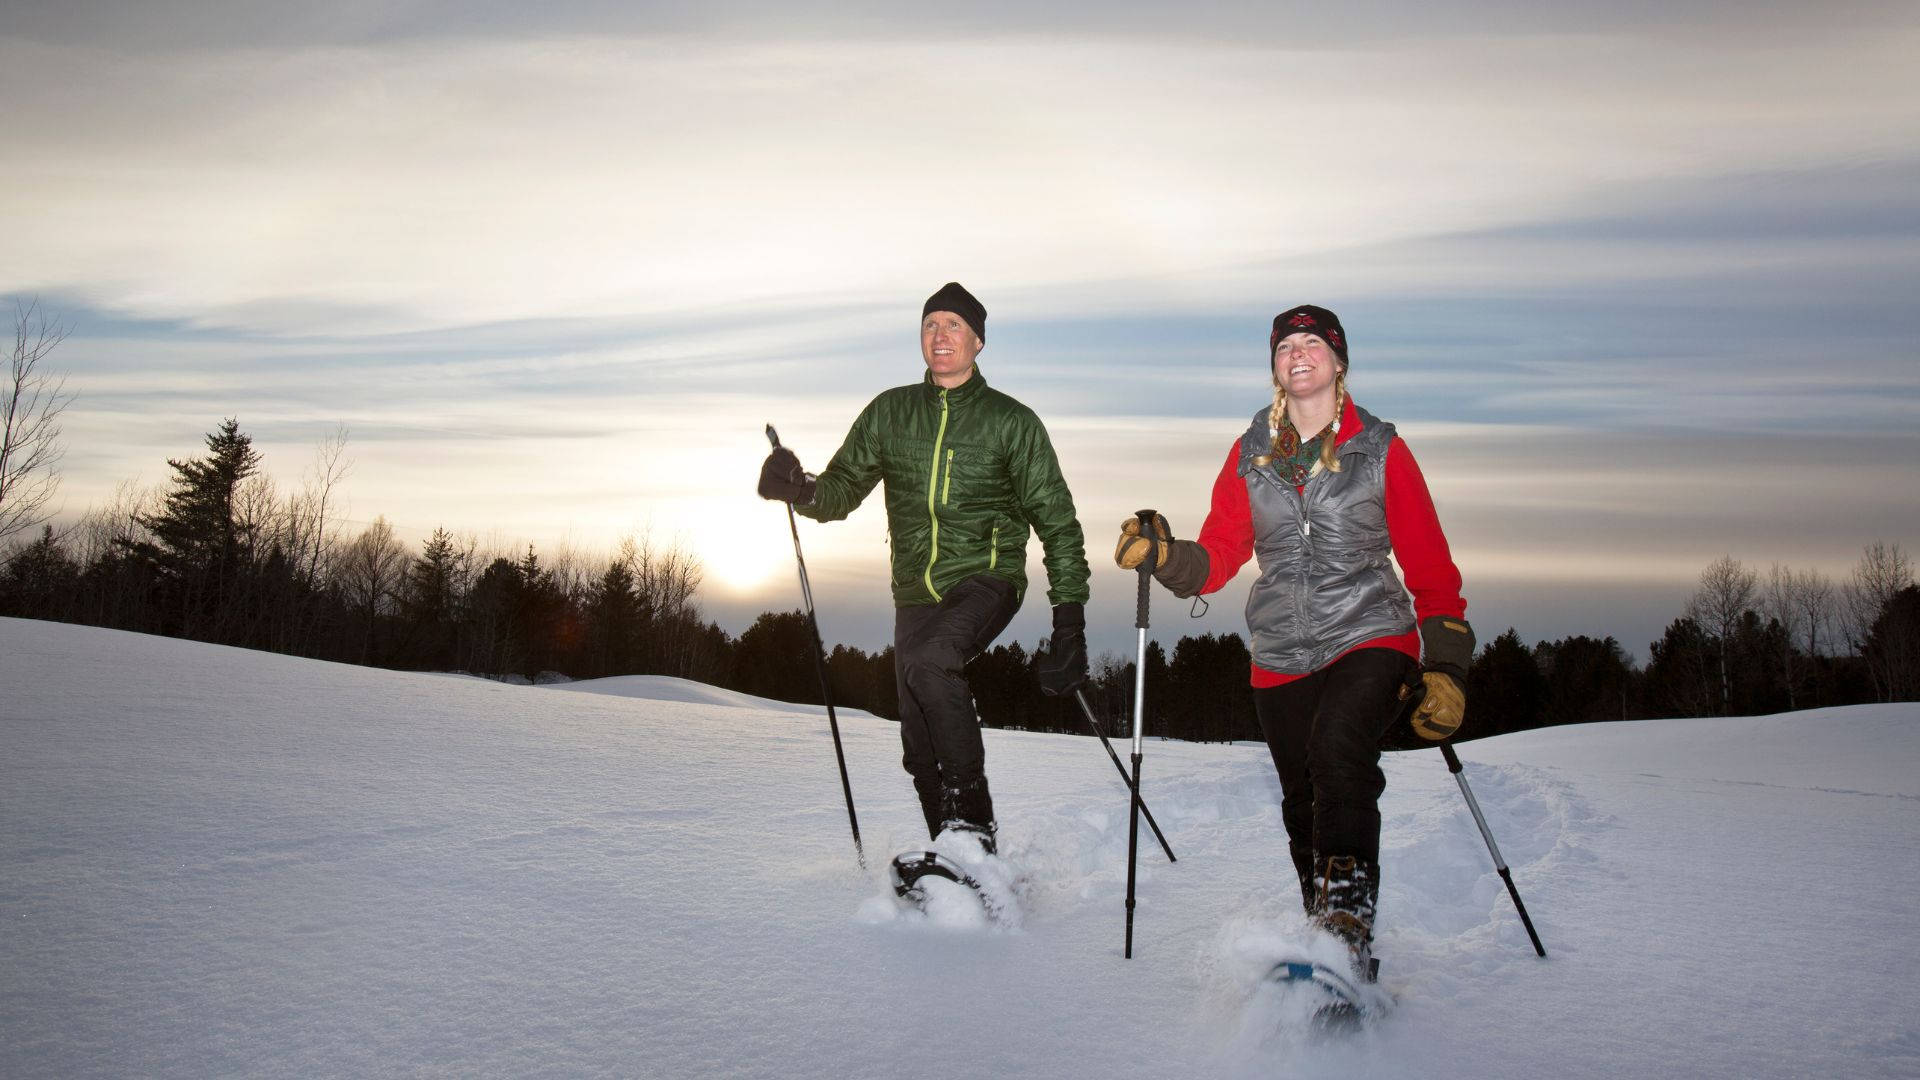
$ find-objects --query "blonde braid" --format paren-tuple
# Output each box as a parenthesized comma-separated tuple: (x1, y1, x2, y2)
(1318, 373, 1347, 475)
(1252, 378, 1288, 468)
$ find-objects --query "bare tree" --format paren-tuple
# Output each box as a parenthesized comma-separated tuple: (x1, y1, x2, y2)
(1760, 564, 1836, 709)
(234, 473, 281, 560)
(74, 479, 159, 567)
(1761, 564, 1805, 710)
(1686, 554, 1758, 714)
(288, 426, 352, 588)
(612, 535, 640, 581)
(1843, 542, 1914, 645)
(339, 515, 408, 663)
(1792, 567, 1835, 661)
(1843, 542, 1916, 701)
(546, 538, 596, 613)
(633, 527, 705, 676)
(66, 479, 162, 628)
(0, 300, 76, 542)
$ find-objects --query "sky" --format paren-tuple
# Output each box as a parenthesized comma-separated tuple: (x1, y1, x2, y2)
(4, 1, 1918, 661)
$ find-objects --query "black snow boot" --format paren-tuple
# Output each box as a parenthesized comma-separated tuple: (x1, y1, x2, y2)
(939, 776, 998, 856)
(912, 772, 946, 840)
(1291, 844, 1318, 918)
(1313, 854, 1380, 981)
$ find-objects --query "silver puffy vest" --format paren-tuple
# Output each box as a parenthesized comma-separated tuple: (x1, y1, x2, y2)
(1236, 404, 1416, 674)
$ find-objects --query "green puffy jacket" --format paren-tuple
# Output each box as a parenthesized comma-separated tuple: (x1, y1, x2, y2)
(799, 368, 1090, 609)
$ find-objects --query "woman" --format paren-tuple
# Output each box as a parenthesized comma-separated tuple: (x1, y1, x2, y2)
(1116, 303, 1473, 980)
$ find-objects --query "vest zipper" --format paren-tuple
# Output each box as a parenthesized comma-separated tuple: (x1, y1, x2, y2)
(923, 389, 950, 602)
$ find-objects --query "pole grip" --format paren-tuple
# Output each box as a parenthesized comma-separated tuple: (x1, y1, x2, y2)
(765, 424, 782, 449)
(1133, 508, 1157, 630)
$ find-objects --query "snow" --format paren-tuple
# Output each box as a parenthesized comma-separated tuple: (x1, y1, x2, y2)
(546, 673, 881, 717)
(3, 615, 1916, 1079)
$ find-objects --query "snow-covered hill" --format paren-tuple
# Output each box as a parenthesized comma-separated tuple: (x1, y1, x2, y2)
(547, 671, 881, 718)
(3, 617, 1916, 1079)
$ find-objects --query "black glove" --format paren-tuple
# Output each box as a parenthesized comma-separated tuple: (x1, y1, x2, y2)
(1035, 602, 1089, 697)
(757, 447, 816, 504)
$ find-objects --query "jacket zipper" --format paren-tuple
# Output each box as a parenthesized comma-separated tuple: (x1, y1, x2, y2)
(923, 389, 950, 601)
(989, 523, 998, 570)
(941, 449, 953, 505)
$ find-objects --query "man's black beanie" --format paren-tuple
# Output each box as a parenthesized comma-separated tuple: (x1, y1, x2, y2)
(923, 282, 987, 344)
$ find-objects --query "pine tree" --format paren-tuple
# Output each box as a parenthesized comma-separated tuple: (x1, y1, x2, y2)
(1115, 639, 1169, 740)
(732, 610, 816, 703)
(1643, 617, 1716, 718)
(1728, 611, 1790, 716)
(584, 552, 643, 678)
(1862, 586, 1920, 703)
(128, 419, 263, 641)
(966, 641, 1035, 731)
(825, 643, 879, 715)
(513, 546, 568, 680)
(464, 556, 525, 677)
(867, 645, 900, 720)
(1468, 628, 1546, 736)
(0, 524, 80, 619)
(1164, 633, 1256, 742)
(400, 528, 466, 669)
(1533, 635, 1638, 726)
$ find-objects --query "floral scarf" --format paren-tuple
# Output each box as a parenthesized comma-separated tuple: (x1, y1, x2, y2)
(1270, 415, 1333, 487)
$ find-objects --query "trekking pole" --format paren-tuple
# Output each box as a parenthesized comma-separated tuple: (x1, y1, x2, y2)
(1072, 689, 1176, 863)
(766, 424, 864, 870)
(1441, 740, 1547, 958)
(1124, 508, 1158, 959)
(1396, 679, 1545, 956)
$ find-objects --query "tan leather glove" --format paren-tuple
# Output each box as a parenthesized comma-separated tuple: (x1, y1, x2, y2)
(1407, 671, 1465, 740)
(1408, 616, 1475, 741)
(1114, 513, 1171, 569)
(1115, 515, 1209, 598)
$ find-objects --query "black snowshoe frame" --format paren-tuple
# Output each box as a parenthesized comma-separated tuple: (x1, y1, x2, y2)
(889, 851, 983, 903)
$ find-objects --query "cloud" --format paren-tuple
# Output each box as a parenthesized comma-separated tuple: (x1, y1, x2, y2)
(4, 27, 1914, 335)
(10, 1, 1916, 50)
(8, 9, 1916, 664)
(32, 291, 1919, 664)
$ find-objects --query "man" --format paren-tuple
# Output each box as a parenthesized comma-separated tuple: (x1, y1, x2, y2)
(757, 282, 1091, 855)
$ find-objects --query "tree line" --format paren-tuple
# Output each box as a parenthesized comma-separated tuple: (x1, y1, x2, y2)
(0, 420, 726, 683)
(3, 419, 1916, 743)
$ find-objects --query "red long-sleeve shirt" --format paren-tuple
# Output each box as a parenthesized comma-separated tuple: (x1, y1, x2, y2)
(1193, 398, 1466, 686)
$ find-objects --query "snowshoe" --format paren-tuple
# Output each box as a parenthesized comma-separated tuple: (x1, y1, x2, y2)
(887, 848, 1013, 924)
(889, 850, 982, 904)
(886, 826, 1022, 926)
(1265, 955, 1390, 1033)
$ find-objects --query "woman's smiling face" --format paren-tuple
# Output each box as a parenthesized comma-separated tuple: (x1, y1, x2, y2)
(1273, 332, 1342, 397)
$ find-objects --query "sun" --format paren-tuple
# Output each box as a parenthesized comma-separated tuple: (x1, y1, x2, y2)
(691, 502, 793, 594)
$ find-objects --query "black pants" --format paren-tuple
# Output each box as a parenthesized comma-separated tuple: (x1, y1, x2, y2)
(894, 575, 1021, 836)
(1254, 648, 1418, 887)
